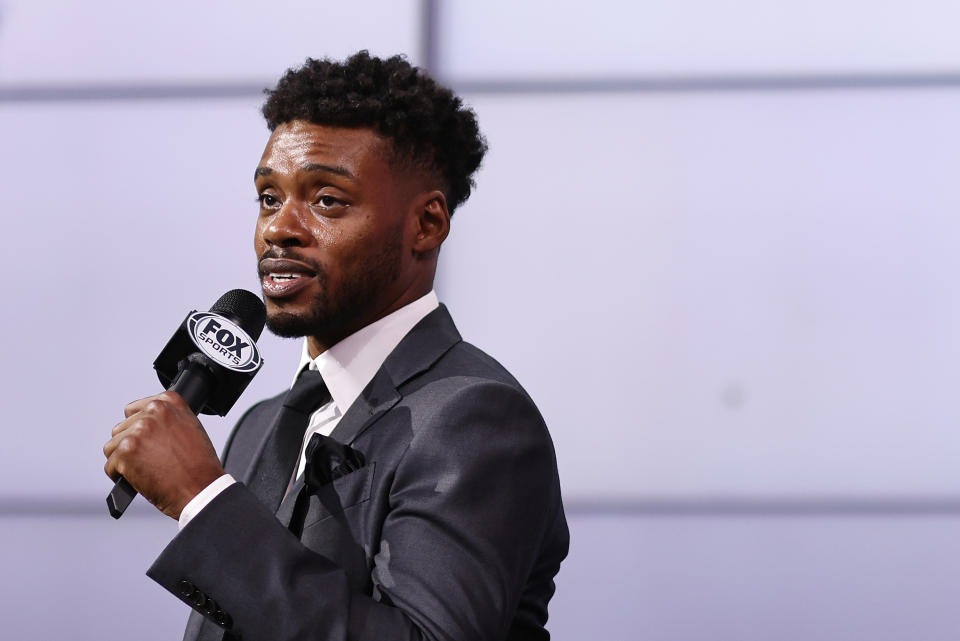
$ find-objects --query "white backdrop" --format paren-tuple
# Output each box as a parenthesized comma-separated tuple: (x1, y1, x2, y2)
(2, 1, 959, 639)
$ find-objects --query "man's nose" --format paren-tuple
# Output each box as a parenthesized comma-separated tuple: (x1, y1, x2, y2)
(262, 201, 312, 247)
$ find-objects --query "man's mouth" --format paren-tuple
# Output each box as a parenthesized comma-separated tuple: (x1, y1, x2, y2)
(269, 273, 302, 282)
(259, 258, 318, 298)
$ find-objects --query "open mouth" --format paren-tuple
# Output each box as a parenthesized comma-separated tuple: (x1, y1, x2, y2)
(269, 272, 303, 282)
(259, 258, 318, 298)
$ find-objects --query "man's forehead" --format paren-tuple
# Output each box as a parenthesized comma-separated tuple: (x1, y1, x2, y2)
(254, 120, 427, 192)
(261, 121, 388, 164)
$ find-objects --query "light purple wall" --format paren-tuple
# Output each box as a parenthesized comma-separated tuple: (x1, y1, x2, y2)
(2, 1, 959, 639)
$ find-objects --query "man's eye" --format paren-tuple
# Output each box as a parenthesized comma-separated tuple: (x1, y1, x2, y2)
(258, 194, 280, 208)
(317, 195, 342, 209)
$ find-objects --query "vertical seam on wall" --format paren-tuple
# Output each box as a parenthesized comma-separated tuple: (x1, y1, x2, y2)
(420, 0, 439, 73)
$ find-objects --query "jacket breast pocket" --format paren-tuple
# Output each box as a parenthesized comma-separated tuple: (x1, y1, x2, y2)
(301, 462, 376, 531)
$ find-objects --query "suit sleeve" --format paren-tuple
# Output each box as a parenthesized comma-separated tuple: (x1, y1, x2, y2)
(146, 379, 563, 641)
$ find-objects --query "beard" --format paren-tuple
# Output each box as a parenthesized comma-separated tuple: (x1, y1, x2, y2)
(261, 235, 404, 340)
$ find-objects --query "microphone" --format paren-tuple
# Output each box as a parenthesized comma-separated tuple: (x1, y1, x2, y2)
(107, 289, 267, 519)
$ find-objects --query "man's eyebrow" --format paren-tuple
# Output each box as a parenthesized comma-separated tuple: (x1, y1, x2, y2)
(302, 162, 355, 179)
(254, 163, 355, 181)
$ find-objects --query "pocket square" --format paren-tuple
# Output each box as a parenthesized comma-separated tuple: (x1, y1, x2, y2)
(303, 433, 366, 490)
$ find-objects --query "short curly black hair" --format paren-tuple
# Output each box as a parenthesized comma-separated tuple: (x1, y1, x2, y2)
(262, 51, 487, 215)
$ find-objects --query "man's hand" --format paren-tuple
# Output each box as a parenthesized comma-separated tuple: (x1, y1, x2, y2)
(103, 391, 225, 520)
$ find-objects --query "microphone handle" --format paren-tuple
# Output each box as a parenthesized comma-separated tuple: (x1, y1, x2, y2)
(106, 356, 216, 519)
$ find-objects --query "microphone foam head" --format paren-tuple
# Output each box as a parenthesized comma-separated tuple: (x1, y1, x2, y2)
(210, 289, 267, 342)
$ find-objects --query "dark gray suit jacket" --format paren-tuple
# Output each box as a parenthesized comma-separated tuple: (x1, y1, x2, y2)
(148, 305, 569, 641)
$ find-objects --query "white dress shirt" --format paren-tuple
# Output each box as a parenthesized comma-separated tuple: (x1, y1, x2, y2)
(178, 290, 440, 530)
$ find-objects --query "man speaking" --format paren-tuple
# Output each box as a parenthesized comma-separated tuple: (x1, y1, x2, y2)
(103, 51, 568, 641)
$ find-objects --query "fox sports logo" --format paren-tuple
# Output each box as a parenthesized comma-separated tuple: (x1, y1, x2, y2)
(186, 312, 262, 372)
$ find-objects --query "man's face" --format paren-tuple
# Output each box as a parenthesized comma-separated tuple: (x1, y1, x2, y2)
(254, 120, 422, 352)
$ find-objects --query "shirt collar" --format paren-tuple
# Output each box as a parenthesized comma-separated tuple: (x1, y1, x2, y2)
(293, 290, 439, 413)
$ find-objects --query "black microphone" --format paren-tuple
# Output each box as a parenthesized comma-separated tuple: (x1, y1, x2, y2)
(107, 289, 267, 519)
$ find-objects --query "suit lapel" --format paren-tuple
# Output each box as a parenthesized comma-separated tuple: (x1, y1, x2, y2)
(275, 476, 304, 528)
(327, 373, 401, 445)
(329, 304, 461, 445)
(267, 305, 462, 525)
(238, 403, 287, 502)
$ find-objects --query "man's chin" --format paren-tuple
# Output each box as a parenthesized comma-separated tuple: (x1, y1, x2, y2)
(265, 311, 317, 338)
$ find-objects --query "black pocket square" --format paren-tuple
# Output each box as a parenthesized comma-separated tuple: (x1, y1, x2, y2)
(303, 433, 366, 490)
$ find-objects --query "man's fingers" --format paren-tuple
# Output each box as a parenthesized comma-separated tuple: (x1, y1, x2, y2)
(104, 457, 119, 482)
(103, 426, 126, 458)
(104, 389, 215, 520)
(124, 396, 153, 418)
(110, 415, 130, 437)
(124, 392, 170, 418)
(103, 443, 126, 482)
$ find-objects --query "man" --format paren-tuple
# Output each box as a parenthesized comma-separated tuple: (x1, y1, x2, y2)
(103, 51, 568, 641)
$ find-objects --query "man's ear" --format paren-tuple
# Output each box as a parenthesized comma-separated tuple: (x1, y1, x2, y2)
(411, 190, 450, 254)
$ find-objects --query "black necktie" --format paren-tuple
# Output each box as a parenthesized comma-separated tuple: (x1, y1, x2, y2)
(247, 368, 330, 513)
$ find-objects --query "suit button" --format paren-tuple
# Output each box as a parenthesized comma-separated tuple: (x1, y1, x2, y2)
(215, 609, 232, 628)
(191, 590, 208, 608)
(204, 598, 218, 615)
(177, 579, 195, 597)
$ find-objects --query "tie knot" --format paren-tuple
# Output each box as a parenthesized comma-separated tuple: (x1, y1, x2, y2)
(284, 368, 330, 414)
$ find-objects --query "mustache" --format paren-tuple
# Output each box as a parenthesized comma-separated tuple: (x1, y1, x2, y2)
(257, 248, 325, 277)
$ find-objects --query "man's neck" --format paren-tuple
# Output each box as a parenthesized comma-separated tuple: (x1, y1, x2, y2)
(293, 291, 440, 413)
(306, 282, 437, 358)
